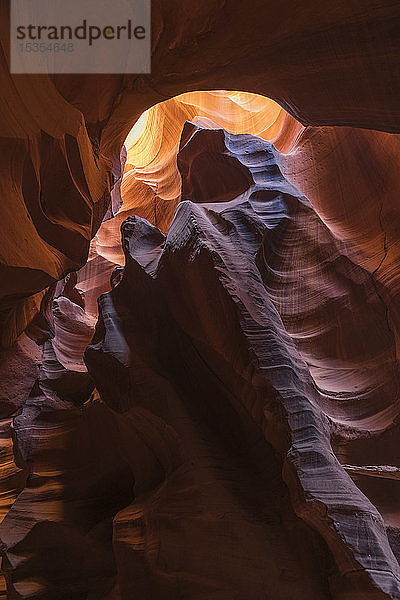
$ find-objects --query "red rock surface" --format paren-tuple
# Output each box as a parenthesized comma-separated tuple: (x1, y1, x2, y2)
(1, 2, 400, 598)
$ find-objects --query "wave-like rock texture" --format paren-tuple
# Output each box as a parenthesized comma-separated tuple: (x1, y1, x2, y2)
(4, 125, 400, 598)
(275, 125, 400, 330)
(86, 219, 337, 599)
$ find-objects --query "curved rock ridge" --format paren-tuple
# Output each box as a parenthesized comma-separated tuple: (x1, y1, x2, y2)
(175, 124, 399, 433)
(83, 212, 334, 600)
(77, 128, 400, 598)
(82, 208, 397, 599)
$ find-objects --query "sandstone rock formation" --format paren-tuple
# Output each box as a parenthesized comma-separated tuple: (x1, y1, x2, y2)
(1, 1, 400, 598)
(88, 126, 400, 599)
(2, 122, 400, 598)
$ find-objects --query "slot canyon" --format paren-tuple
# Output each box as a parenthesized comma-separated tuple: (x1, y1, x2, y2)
(1, 1, 400, 598)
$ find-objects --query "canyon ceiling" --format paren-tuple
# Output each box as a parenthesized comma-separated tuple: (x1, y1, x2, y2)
(1, 1, 400, 599)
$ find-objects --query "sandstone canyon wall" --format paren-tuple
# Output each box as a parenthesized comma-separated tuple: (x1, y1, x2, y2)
(1, 1, 400, 599)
